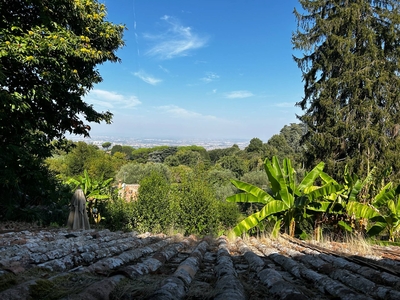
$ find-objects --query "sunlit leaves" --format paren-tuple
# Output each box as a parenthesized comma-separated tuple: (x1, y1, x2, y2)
(0, 0, 125, 207)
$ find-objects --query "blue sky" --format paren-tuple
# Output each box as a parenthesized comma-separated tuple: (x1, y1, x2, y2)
(84, 0, 304, 142)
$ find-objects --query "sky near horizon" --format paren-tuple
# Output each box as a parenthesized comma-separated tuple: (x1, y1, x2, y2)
(84, 0, 304, 143)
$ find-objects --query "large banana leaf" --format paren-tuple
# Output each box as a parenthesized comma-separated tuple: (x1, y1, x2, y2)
(343, 166, 363, 202)
(87, 192, 110, 200)
(232, 212, 262, 236)
(263, 160, 280, 196)
(264, 157, 293, 207)
(307, 201, 332, 212)
(232, 200, 287, 235)
(226, 193, 271, 204)
(297, 162, 325, 192)
(347, 201, 380, 219)
(306, 182, 343, 201)
(347, 167, 376, 202)
(229, 179, 272, 204)
(258, 200, 288, 219)
(283, 158, 296, 194)
(348, 178, 363, 202)
(319, 171, 338, 185)
(387, 200, 397, 216)
(372, 182, 395, 207)
(367, 222, 386, 236)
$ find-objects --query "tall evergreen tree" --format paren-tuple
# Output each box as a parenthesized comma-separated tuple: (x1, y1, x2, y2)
(293, 0, 400, 181)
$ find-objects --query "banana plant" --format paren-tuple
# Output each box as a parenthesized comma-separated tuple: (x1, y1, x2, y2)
(227, 156, 342, 236)
(66, 170, 113, 224)
(331, 166, 391, 234)
(347, 184, 400, 241)
(67, 169, 113, 201)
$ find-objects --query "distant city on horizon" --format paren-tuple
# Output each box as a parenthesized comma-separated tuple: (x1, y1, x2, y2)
(67, 135, 250, 150)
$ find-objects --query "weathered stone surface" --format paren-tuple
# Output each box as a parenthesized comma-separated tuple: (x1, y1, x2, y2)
(1, 228, 400, 300)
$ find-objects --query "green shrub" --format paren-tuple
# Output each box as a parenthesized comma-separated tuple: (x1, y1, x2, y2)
(133, 172, 172, 233)
(102, 196, 135, 231)
(169, 170, 220, 236)
(217, 200, 241, 230)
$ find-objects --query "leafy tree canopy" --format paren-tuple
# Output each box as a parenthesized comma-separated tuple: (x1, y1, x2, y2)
(111, 144, 123, 156)
(116, 162, 171, 184)
(102, 142, 112, 150)
(0, 0, 125, 204)
(178, 145, 210, 162)
(217, 155, 248, 178)
(208, 144, 241, 164)
(165, 149, 203, 168)
(245, 137, 263, 153)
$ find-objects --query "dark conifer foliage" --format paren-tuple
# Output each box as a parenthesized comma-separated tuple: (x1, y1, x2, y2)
(293, 0, 400, 181)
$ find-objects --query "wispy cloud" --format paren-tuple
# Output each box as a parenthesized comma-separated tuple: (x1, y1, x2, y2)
(159, 65, 169, 73)
(225, 90, 254, 99)
(85, 89, 141, 109)
(157, 105, 216, 119)
(145, 15, 208, 59)
(133, 70, 162, 85)
(201, 72, 219, 83)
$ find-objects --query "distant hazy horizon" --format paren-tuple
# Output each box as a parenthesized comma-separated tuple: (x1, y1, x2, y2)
(67, 134, 251, 150)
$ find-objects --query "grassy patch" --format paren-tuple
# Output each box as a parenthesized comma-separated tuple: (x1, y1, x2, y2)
(110, 274, 169, 300)
(29, 273, 100, 299)
(0, 273, 17, 292)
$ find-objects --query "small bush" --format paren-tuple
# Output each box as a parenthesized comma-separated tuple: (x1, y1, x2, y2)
(102, 196, 135, 231)
(169, 169, 229, 236)
(134, 172, 172, 233)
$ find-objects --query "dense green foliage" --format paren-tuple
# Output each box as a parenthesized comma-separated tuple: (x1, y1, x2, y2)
(133, 172, 172, 233)
(0, 0, 125, 216)
(46, 141, 124, 181)
(293, 0, 400, 182)
(101, 168, 240, 235)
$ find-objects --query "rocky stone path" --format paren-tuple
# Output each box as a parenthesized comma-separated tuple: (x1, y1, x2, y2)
(0, 228, 399, 299)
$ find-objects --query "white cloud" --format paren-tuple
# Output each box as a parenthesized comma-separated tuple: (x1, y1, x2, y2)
(225, 90, 254, 99)
(85, 89, 141, 109)
(157, 105, 216, 119)
(134, 70, 162, 85)
(201, 72, 220, 83)
(145, 15, 208, 59)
